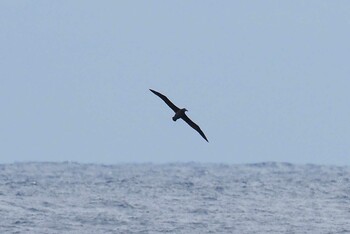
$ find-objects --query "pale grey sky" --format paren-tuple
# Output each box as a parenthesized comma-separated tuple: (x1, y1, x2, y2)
(1, 1, 349, 165)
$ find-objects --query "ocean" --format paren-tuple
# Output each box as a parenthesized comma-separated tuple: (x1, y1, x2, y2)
(1, 162, 349, 233)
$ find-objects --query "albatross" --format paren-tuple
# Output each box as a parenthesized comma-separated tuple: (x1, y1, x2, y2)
(149, 89, 208, 142)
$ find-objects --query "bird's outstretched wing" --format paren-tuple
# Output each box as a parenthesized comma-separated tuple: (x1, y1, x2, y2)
(149, 89, 180, 113)
(181, 114, 208, 142)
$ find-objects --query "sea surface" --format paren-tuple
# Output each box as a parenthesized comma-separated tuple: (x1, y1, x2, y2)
(0, 162, 349, 233)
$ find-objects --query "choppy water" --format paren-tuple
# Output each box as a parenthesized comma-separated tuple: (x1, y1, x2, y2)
(1, 162, 349, 233)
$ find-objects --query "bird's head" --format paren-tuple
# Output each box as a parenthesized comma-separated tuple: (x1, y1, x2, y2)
(183, 108, 188, 112)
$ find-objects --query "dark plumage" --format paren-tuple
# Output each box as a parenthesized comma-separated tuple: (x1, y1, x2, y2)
(150, 89, 208, 142)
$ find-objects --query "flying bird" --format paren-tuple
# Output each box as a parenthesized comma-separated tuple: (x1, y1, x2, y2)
(149, 89, 208, 142)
